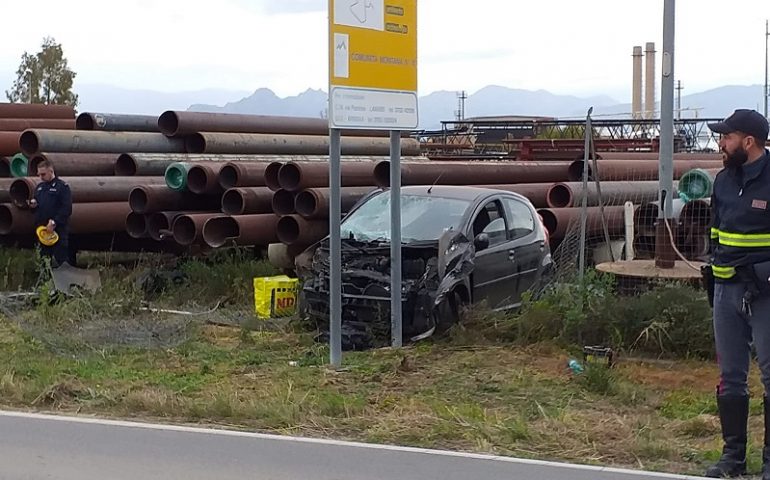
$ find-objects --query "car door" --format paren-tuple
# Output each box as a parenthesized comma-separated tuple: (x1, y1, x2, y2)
(468, 198, 518, 309)
(502, 196, 544, 306)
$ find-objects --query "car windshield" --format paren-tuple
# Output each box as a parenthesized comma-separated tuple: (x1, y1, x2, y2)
(341, 191, 470, 243)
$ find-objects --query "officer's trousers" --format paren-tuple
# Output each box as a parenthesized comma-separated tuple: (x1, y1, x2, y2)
(714, 281, 770, 396)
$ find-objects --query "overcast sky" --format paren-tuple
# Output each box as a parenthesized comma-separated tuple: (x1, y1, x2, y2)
(0, 0, 768, 102)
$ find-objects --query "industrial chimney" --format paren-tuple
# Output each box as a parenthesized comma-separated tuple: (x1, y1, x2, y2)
(644, 42, 656, 119)
(632, 46, 643, 119)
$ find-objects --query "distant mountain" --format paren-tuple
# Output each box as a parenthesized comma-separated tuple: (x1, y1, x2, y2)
(590, 85, 766, 119)
(74, 84, 251, 116)
(189, 85, 621, 129)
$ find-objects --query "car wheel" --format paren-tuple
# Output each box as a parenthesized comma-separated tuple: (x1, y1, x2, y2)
(435, 290, 463, 334)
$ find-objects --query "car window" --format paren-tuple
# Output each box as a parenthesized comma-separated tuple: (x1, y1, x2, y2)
(504, 198, 535, 240)
(472, 200, 507, 246)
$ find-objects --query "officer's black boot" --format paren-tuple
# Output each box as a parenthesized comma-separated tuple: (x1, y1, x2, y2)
(763, 396, 770, 480)
(705, 394, 749, 478)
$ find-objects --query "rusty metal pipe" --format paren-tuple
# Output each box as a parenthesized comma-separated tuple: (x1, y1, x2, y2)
(219, 162, 269, 189)
(278, 161, 378, 191)
(187, 163, 225, 195)
(546, 181, 677, 208)
(145, 211, 217, 241)
(0, 202, 132, 235)
(634, 199, 686, 237)
(20, 130, 187, 156)
(0, 132, 22, 156)
(172, 213, 225, 246)
(294, 187, 375, 219)
(681, 199, 711, 228)
(0, 103, 75, 119)
(76, 113, 159, 132)
(125, 212, 148, 238)
(202, 214, 280, 248)
(264, 162, 284, 191)
(221, 187, 274, 215)
(568, 159, 725, 181)
(185, 132, 420, 156)
(10, 176, 166, 207)
(277, 215, 329, 246)
(0, 159, 10, 178)
(0, 119, 74, 131)
(597, 152, 723, 161)
(472, 183, 554, 208)
(537, 206, 628, 241)
(272, 189, 296, 215)
(29, 153, 118, 177)
(374, 161, 572, 187)
(129, 185, 220, 214)
(158, 111, 401, 138)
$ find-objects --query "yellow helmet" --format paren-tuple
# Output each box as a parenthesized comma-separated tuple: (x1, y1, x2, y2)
(36, 225, 59, 246)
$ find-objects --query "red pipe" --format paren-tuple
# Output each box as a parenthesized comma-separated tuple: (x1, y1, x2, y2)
(10, 176, 166, 207)
(294, 187, 375, 219)
(276, 215, 328, 245)
(172, 213, 225, 245)
(125, 212, 148, 238)
(374, 160, 571, 187)
(0, 132, 21, 156)
(278, 161, 379, 191)
(0, 103, 75, 119)
(186, 163, 225, 195)
(221, 187, 274, 215)
(537, 206, 628, 241)
(568, 159, 725, 181)
(0, 202, 132, 235)
(129, 185, 220, 214)
(29, 153, 118, 177)
(0, 119, 74, 131)
(272, 189, 296, 215)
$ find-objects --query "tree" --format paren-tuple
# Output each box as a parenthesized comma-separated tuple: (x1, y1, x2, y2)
(6, 37, 78, 107)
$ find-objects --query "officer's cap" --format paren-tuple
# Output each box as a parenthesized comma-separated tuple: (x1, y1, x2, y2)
(708, 109, 769, 142)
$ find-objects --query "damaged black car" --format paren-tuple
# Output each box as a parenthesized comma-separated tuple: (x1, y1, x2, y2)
(297, 186, 553, 350)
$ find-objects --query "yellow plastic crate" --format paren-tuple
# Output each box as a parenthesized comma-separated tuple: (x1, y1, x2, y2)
(253, 275, 299, 318)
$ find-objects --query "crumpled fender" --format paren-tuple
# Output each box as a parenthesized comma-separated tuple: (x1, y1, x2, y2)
(434, 229, 475, 307)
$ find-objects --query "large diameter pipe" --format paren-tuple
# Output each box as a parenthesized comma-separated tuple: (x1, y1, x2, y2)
(546, 181, 677, 208)
(146, 211, 217, 241)
(10, 153, 28, 177)
(19, 130, 187, 156)
(294, 187, 376, 219)
(202, 214, 280, 248)
(185, 132, 420, 156)
(221, 187, 274, 215)
(538, 206, 628, 241)
(374, 161, 572, 187)
(0, 202, 132, 235)
(634, 199, 686, 237)
(129, 185, 221, 214)
(76, 113, 160, 132)
(272, 189, 297, 215)
(0, 132, 21, 156)
(276, 215, 328, 245)
(125, 212, 148, 238)
(0, 179, 13, 203)
(219, 162, 269, 189)
(187, 163, 225, 195)
(680, 199, 711, 228)
(264, 162, 284, 191)
(0, 157, 10, 177)
(172, 213, 225, 246)
(0, 119, 74, 131)
(568, 159, 724, 181)
(10, 176, 166, 207)
(29, 153, 118, 177)
(597, 152, 723, 161)
(159, 111, 400, 138)
(278, 161, 378, 191)
(0, 103, 75, 119)
(678, 168, 722, 202)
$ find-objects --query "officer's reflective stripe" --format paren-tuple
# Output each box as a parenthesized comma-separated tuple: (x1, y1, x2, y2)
(712, 265, 736, 279)
(711, 227, 719, 239)
(713, 229, 770, 247)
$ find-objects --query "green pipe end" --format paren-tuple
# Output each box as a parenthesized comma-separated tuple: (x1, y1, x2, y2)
(165, 162, 191, 192)
(10, 153, 28, 178)
(678, 168, 714, 203)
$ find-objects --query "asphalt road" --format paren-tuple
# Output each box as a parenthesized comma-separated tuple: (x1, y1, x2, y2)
(0, 410, 707, 480)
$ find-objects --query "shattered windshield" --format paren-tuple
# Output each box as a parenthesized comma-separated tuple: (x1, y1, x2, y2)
(340, 191, 470, 243)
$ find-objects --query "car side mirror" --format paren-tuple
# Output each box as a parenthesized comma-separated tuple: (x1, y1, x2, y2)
(474, 233, 490, 251)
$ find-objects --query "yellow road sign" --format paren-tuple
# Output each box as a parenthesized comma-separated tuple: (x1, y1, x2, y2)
(329, 0, 418, 129)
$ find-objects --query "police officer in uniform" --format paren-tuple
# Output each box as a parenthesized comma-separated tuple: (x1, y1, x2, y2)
(705, 109, 770, 478)
(28, 159, 72, 267)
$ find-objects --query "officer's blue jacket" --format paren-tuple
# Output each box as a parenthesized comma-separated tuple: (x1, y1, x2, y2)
(33, 177, 72, 229)
(711, 149, 770, 279)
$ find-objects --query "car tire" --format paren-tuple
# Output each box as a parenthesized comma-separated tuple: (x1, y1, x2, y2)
(435, 290, 463, 334)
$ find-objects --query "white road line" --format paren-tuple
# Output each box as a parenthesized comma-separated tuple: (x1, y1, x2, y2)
(0, 409, 705, 479)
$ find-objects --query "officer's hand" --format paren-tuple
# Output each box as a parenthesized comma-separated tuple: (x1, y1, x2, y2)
(46, 220, 55, 233)
(27, 199, 37, 209)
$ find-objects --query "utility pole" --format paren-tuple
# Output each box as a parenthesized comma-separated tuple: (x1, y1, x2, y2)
(455, 90, 467, 121)
(676, 80, 683, 120)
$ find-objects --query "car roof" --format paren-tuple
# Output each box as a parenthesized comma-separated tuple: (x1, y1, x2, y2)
(398, 185, 524, 202)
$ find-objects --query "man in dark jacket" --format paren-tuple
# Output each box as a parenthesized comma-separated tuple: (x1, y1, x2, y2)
(28, 159, 72, 267)
(705, 109, 770, 478)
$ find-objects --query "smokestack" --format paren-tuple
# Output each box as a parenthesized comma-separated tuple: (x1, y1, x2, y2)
(632, 46, 643, 120)
(645, 42, 656, 119)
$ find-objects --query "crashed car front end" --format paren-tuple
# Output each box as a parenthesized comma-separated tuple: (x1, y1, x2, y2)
(299, 231, 474, 350)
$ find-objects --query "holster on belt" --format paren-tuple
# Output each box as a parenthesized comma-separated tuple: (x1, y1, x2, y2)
(701, 264, 715, 307)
